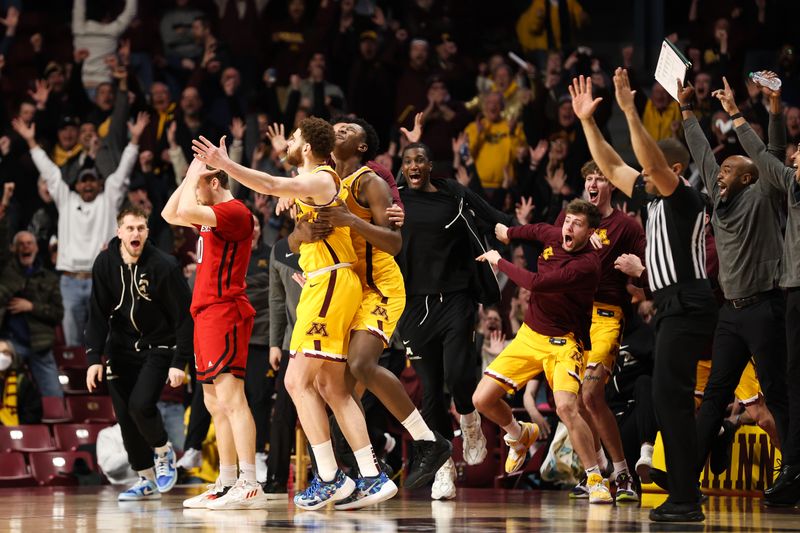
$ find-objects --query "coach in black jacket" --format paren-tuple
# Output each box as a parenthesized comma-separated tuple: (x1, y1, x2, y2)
(85, 206, 193, 499)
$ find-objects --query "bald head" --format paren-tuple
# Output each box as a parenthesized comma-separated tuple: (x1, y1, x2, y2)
(717, 154, 758, 201)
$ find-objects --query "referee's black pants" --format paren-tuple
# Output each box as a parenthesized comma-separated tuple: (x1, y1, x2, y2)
(784, 288, 800, 464)
(107, 351, 171, 472)
(651, 281, 717, 504)
(399, 291, 479, 441)
(695, 291, 788, 474)
(617, 374, 659, 480)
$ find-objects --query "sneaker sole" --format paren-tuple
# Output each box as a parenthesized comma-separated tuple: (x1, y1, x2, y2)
(569, 492, 589, 499)
(208, 495, 269, 510)
(649, 509, 705, 522)
(334, 480, 398, 510)
(615, 492, 640, 503)
(264, 492, 289, 500)
(431, 488, 456, 500)
(118, 493, 160, 501)
(589, 496, 614, 504)
(294, 477, 356, 511)
(183, 499, 211, 508)
(405, 442, 453, 490)
(636, 463, 652, 484)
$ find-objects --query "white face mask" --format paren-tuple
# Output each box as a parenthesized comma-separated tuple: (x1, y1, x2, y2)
(0, 353, 12, 371)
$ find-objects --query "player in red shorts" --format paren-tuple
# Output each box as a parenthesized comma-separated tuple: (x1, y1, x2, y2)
(162, 156, 268, 509)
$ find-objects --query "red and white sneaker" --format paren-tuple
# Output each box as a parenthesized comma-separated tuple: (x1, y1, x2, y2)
(183, 478, 233, 508)
(207, 479, 269, 510)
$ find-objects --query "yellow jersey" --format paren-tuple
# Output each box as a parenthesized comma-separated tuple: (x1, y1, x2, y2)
(341, 166, 405, 297)
(295, 165, 358, 274)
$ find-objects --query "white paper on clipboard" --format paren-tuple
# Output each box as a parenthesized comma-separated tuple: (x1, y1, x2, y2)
(654, 39, 692, 102)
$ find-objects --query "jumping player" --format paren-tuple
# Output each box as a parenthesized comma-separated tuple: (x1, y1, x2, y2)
(162, 157, 268, 509)
(191, 118, 396, 511)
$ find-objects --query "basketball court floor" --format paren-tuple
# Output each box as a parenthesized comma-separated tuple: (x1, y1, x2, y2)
(2, 486, 798, 532)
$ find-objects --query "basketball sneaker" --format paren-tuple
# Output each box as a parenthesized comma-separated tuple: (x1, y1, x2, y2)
(294, 470, 355, 511)
(334, 472, 398, 510)
(176, 448, 203, 470)
(255, 452, 268, 483)
(504, 422, 539, 474)
(154, 443, 178, 493)
(613, 472, 640, 502)
(118, 477, 160, 501)
(207, 479, 269, 510)
(636, 446, 653, 484)
(405, 432, 453, 489)
(183, 478, 233, 508)
(431, 458, 456, 500)
(587, 473, 613, 504)
(460, 414, 487, 465)
(262, 479, 289, 500)
(569, 476, 589, 499)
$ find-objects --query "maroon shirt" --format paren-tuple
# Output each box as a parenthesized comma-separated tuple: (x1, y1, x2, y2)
(500, 223, 601, 349)
(555, 208, 646, 312)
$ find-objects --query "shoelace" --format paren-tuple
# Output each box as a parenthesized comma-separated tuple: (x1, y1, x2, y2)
(301, 476, 323, 498)
(155, 453, 172, 479)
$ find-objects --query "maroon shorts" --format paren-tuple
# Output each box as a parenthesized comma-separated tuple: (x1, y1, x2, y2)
(193, 303, 254, 384)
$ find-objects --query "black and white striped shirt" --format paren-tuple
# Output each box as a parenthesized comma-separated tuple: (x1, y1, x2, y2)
(632, 176, 708, 292)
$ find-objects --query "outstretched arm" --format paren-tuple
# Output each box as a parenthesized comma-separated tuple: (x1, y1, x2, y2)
(191, 135, 336, 202)
(162, 158, 200, 228)
(176, 159, 219, 227)
(678, 80, 720, 201)
(614, 68, 679, 196)
(570, 75, 640, 197)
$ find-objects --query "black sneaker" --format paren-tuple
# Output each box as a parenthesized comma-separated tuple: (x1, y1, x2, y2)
(764, 463, 800, 507)
(649, 500, 704, 522)
(405, 432, 453, 489)
(261, 479, 288, 499)
(709, 420, 736, 475)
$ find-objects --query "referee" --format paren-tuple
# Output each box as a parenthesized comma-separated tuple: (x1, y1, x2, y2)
(572, 73, 717, 522)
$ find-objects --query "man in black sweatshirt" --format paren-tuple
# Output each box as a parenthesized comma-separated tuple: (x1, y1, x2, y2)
(85, 206, 193, 501)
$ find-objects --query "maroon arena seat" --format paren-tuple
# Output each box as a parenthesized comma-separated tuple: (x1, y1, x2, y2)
(54, 423, 110, 451)
(0, 451, 36, 487)
(28, 451, 95, 486)
(66, 396, 116, 424)
(53, 346, 88, 369)
(0, 425, 56, 453)
(41, 396, 73, 424)
(59, 368, 92, 395)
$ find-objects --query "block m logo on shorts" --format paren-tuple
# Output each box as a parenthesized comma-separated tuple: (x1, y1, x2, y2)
(370, 305, 389, 320)
(306, 322, 329, 337)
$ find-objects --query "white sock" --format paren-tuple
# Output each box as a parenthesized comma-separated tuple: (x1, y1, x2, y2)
(154, 442, 171, 456)
(401, 409, 436, 442)
(220, 464, 238, 486)
(311, 440, 338, 482)
(502, 419, 522, 441)
(239, 461, 256, 483)
(612, 460, 629, 480)
(353, 445, 380, 478)
(138, 468, 156, 481)
(640, 443, 654, 460)
(585, 465, 601, 478)
(460, 410, 479, 426)
(596, 447, 609, 471)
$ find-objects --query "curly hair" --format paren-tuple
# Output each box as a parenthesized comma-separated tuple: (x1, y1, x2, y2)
(298, 117, 336, 160)
(332, 116, 380, 162)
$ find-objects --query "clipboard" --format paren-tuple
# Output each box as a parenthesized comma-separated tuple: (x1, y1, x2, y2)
(654, 39, 692, 102)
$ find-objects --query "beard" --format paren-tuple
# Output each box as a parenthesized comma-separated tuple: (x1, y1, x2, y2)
(285, 145, 303, 167)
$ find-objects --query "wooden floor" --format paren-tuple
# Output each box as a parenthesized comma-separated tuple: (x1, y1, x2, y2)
(1, 485, 798, 532)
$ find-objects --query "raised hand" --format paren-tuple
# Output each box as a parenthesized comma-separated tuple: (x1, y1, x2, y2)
(515, 196, 535, 225)
(27, 79, 50, 108)
(754, 70, 781, 97)
(275, 196, 295, 215)
(266, 123, 288, 155)
(0, 6, 19, 29)
(545, 165, 567, 194)
(128, 112, 151, 143)
(230, 117, 246, 140)
(11, 117, 35, 142)
(711, 76, 738, 116)
(166, 121, 177, 148)
(676, 78, 695, 107)
(0, 136, 10, 156)
(400, 112, 424, 143)
(612, 67, 637, 114)
(74, 48, 90, 63)
(569, 75, 603, 120)
(529, 139, 548, 165)
(192, 135, 231, 169)
(487, 330, 506, 356)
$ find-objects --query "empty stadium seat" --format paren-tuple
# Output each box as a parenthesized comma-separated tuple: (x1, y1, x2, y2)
(66, 395, 116, 423)
(0, 425, 56, 453)
(58, 368, 91, 395)
(53, 346, 88, 369)
(0, 451, 35, 487)
(41, 396, 73, 424)
(54, 423, 109, 451)
(28, 451, 95, 486)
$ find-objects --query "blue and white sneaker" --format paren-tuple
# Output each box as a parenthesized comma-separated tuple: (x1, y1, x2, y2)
(118, 477, 160, 501)
(334, 472, 398, 510)
(154, 443, 178, 493)
(293, 470, 355, 511)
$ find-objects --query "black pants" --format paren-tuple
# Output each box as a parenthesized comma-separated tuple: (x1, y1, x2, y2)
(617, 375, 659, 478)
(651, 282, 718, 504)
(107, 351, 171, 472)
(399, 291, 479, 440)
(784, 288, 800, 464)
(266, 349, 296, 484)
(695, 291, 788, 473)
(183, 344, 275, 452)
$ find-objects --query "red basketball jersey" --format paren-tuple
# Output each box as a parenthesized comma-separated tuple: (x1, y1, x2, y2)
(190, 199, 256, 318)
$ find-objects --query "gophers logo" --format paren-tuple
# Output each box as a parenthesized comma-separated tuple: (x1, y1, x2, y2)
(306, 323, 329, 337)
(370, 306, 389, 320)
(541, 246, 554, 260)
(595, 228, 610, 245)
(136, 273, 151, 300)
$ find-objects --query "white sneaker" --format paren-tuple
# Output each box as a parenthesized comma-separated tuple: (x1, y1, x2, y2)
(177, 448, 203, 470)
(183, 478, 233, 508)
(383, 433, 397, 454)
(207, 479, 269, 510)
(460, 414, 487, 465)
(635, 452, 653, 484)
(431, 458, 456, 500)
(255, 452, 268, 483)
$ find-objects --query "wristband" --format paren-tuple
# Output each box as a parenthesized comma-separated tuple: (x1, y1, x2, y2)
(679, 104, 693, 112)
(729, 112, 743, 121)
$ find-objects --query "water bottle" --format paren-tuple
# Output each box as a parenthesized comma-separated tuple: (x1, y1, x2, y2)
(749, 71, 782, 91)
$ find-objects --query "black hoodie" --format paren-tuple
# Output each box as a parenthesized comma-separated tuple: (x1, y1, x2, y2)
(85, 237, 193, 369)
